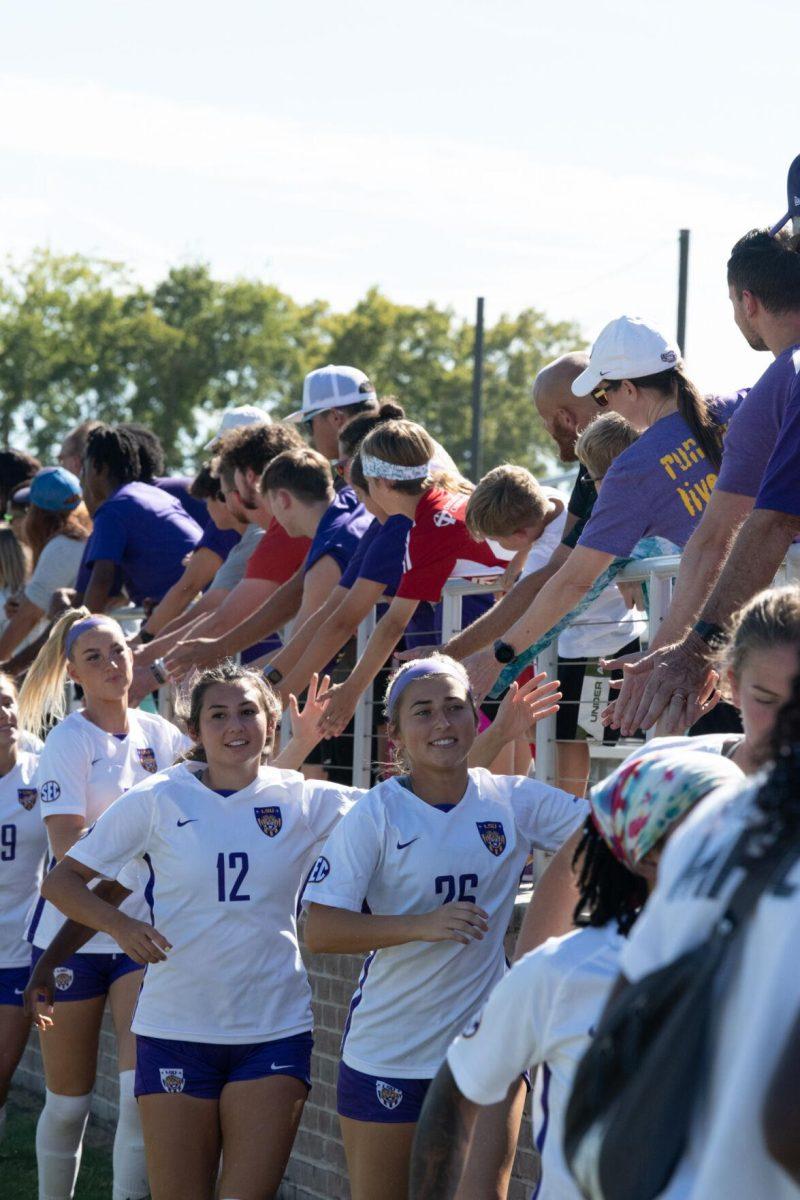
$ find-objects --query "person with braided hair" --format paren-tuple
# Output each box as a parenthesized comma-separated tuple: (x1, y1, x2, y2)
(614, 673, 800, 1199)
(80, 425, 202, 613)
(409, 748, 742, 1200)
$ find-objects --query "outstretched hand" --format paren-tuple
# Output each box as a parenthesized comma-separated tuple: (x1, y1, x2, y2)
(491, 673, 561, 742)
(286, 673, 332, 748)
(602, 638, 718, 734)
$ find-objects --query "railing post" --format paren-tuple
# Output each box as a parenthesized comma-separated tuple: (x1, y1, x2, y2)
(534, 639, 559, 786)
(351, 608, 377, 788)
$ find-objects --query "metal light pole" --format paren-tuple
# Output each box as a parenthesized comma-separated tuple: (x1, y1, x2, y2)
(677, 229, 690, 357)
(470, 296, 485, 481)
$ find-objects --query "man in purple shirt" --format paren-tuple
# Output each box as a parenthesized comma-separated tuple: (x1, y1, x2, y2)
(609, 227, 800, 734)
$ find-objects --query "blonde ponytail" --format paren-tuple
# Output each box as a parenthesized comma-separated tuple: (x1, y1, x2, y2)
(17, 608, 92, 735)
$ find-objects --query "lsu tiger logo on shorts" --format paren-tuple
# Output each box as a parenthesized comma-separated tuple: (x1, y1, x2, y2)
(254, 806, 282, 837)
(137, 748, 158, 774)
(308, 855, 330, 884)
(159, 1068, 185, 1093)
(476, 821, 506, 857)
(376, 1080, 403, 1110)
(17, 788, 37, 811)
(53, 968, 74, 992)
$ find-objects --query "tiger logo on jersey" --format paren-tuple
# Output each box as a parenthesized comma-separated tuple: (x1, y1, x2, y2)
(476, 821, 506, 856)
(54, 968, 74, 992)
(376, 1080, 403, 1110)
(137, 748, 158, 774)
(159, 1068, 185, 1093)
(17, 788, 37, 811)
(254, 806, 282, 837)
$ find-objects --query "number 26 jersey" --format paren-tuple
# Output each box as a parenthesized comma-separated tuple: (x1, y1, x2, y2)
(304, 767, 587, 1078)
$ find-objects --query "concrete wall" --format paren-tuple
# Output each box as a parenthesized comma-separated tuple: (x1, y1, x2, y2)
(18, 899, 540, 1198)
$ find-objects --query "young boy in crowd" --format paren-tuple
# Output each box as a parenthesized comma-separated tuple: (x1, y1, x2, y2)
(262, 446, 373, 780)
(464, 415, 642, 794)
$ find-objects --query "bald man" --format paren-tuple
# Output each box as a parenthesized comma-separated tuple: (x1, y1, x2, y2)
(439, 352, 643, 798)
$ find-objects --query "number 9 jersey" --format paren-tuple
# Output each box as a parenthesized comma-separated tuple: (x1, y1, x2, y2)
(0, 750, 46, 969)
(304, 767, 587, 1079)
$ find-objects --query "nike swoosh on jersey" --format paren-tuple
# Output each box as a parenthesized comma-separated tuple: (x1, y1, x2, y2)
(270, 1063, 293, 1071)
(396, 837, 419, 850)
(176, 818, 198, 827)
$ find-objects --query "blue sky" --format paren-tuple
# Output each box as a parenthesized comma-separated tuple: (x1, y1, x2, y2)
(1, 0, 797, 399)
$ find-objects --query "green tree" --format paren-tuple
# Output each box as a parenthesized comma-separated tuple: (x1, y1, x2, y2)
(312, 287, 584, 477)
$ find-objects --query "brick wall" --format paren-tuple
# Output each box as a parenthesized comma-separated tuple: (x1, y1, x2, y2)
(17, 898, 540, 1198)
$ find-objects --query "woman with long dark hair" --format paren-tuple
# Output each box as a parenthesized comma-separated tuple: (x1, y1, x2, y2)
(466, 316, 743, 707)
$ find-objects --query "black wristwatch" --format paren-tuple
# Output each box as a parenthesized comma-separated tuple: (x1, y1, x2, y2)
(692, 620, 727, 651)
(493, 639, 516, 664)
(263, 664, 283, 686)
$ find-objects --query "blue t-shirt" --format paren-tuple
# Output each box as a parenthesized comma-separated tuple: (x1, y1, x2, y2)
(84, 482, 203, 604)
(339, 514, 411, 594)
(754, 349, 800, 517)
(304, 487, 372, 576)
(155, 477, 210, 529)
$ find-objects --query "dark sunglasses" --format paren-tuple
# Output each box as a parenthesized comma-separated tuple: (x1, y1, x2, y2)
(591, 386, 610, 408)
(331, 456, 350, 479)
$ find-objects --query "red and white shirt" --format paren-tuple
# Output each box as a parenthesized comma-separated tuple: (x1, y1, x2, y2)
(396, 489, 504, 603)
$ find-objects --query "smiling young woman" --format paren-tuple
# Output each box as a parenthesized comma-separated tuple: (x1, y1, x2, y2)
(17, 608, 189, 1200)
(303, 654, 588, 1200)
(37, 663, 364, 1200)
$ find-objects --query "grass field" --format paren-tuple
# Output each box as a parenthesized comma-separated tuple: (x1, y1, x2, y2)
(3, 1088, 113, 1199)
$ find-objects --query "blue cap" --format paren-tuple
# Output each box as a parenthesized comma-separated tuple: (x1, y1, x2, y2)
(13, 467, 82, 513)
(770, 153, 800, 237)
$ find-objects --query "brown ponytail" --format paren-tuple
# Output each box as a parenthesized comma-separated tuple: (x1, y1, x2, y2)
(673, 366, 724, 471)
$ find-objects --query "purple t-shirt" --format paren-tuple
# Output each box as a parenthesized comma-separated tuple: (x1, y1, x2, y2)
(304, 487, 373, 576)
(754, 349, 800, 516)
(154, 476, 210, 529)
(578, 396, 740, 557)
(339, 515, 411, 594)
(716, 346, 800, 497)
(84, 482, 203, 604)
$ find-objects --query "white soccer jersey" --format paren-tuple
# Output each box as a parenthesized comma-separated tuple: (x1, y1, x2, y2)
(448, 923, 623, 1200)
(0, 751, 47, 967)
(621, 778, 800, 1200)
(29, 708, 189, 954)
(304, 768, 587, 1077)
(69, 762, 360, 1043)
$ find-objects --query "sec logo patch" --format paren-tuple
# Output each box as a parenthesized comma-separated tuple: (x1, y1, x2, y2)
(308, 856, 330, 884)
(40, 781, 61, 804)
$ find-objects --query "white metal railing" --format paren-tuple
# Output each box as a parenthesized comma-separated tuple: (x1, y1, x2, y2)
(112, 541, 800, 790)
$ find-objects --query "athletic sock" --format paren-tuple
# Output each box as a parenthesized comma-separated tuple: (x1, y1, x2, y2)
(36, 1088, 92, 1200)
(111, 1070, 148, 1200)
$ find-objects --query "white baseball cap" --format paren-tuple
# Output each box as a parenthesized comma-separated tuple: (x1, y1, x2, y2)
(286, 364, 377, 424)
(204, 405, 270, 449)
(572, 316, 682, 397)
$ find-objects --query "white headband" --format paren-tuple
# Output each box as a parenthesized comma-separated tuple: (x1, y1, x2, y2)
(361, 453, 433, 481)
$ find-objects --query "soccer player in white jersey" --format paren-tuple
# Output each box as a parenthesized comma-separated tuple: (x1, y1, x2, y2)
(303, 654, 587, 1200)
(17, 609, 189, 1200)
(408, 748, 744, 1200)
(0, 672, 47, 1144)
(38, 663, 363, 1200)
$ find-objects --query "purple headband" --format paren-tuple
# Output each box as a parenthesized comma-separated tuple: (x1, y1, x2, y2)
(65, 616, 119, 657)
(385, 659, 472, 719)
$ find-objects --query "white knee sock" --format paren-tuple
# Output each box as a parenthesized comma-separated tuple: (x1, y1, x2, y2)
(112, 1070, 148, 1200)
(36, 1088, 92, 1200)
